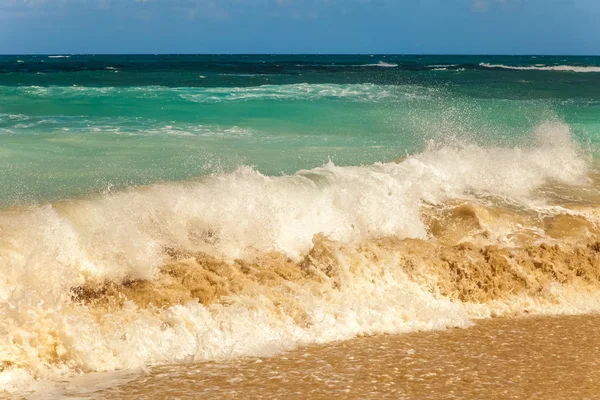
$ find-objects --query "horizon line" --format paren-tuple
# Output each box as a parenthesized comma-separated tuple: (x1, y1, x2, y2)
(1, 53, 600, 57)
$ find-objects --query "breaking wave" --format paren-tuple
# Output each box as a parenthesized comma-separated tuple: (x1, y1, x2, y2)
(362, 61, 399, 68)
(479, 63, 600, 73)
(1, 120, 600, 394)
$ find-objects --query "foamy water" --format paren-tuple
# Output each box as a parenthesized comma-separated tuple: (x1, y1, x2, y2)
(479, 62, 600, 73)
(2, 120, 600, 394)
(85, 315, 600, 400)
(3, 54, 600, 396)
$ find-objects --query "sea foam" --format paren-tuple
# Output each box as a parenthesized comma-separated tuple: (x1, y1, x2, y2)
(479, 62, 600, 73)
(0, 120, 598, 394)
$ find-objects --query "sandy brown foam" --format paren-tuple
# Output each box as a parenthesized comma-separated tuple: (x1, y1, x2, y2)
(71, 202, 600, 314)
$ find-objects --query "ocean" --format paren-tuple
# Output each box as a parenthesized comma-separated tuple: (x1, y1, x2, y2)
(1, 54, 600, 397)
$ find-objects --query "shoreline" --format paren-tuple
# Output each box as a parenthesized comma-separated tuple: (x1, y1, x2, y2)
(55, 313, 600, 399)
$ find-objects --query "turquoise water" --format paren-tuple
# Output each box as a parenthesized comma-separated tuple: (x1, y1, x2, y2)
(1, 54, 600, 205)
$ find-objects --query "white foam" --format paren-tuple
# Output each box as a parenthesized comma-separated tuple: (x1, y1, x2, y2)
(219, 73, 262, 77)
(428, 64, 459, 68)
(479, 62, 600, 73)
(363, 61, 398, 67)
(178, 83, 398, 103)
(5, 114, 29, 121)
(7, 83, 430, 104)
(151, 124, 252, 137)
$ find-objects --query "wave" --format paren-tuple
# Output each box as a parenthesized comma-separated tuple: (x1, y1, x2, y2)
(82, 124, 253, 137)
(427, 64, 459, 68)
(1, 83, 407, 103)
(48, 55, 70, 59)
(295, 61, 398, 68)
(362, 61, 398, 68)
(1, 113, 29, 121)
(479, 63, 600, 73)
(178, 83, 400, 103)
(427, 64, 465, 72)
(0, 106, 254, 137)
(0, 114, 253, 137)
(145, 125, 253, 137)
(217, 73, 282, 77)
(1, 121, 599, 394)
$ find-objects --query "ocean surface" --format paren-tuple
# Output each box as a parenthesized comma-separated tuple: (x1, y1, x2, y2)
(2, 54, 600, 396)
(2, 54, 600, 205)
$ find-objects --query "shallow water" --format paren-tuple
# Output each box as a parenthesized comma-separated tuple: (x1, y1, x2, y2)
(2, 55, 600, 205)
(45, 314, 600, 400)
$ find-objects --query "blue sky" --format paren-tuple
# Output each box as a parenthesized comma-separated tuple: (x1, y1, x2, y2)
(1, 0, 598, 54)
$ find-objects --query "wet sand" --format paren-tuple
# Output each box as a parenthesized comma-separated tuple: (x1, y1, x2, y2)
(77, 314, 600, 400)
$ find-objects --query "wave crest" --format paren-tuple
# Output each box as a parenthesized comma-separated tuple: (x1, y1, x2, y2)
(0, 120, 598, 394)
(479, 63, 600, 73)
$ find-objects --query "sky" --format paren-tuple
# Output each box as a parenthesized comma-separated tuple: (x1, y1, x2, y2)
(0, 0, 599, 54)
